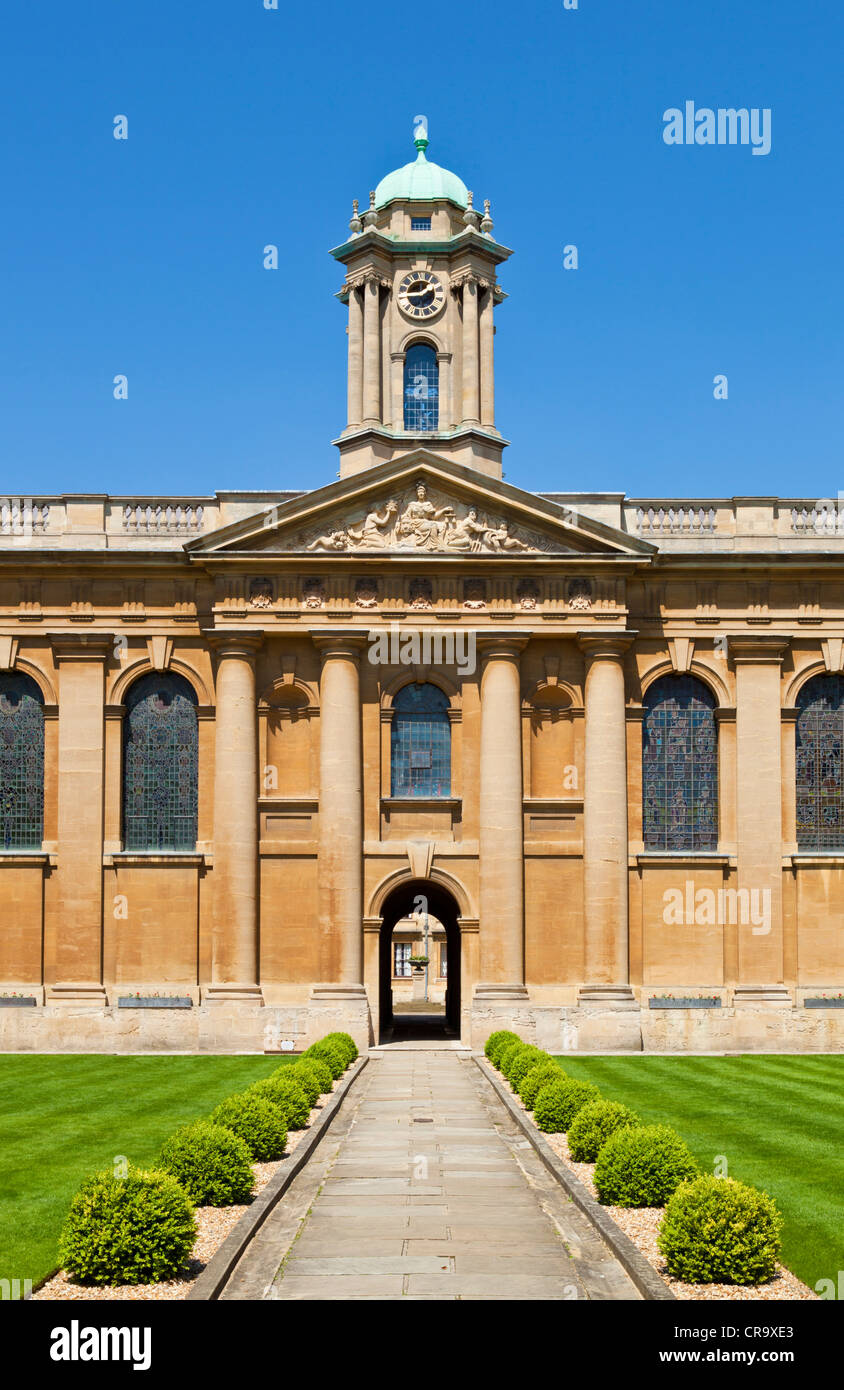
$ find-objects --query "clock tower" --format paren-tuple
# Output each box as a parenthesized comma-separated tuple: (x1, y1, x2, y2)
(331, 118, 512, 480)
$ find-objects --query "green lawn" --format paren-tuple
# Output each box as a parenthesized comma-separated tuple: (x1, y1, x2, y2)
(553, 1054, 844, 1292)
(0, 1054, 293, 1290)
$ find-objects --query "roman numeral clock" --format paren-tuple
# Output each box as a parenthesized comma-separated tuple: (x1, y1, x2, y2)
(397, 270, 445, 319)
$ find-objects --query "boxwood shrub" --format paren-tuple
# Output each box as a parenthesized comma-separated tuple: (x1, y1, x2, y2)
(658, 1175, 783, 1285)
(282, 1061, 321, 1108)
(294, 1054, 333, 1094)
(498, 1040, 527, 1080)
(159, 1120, 254, 1206)
(58, 1168, 196, 1286)
(248, 1072, 311, 1130)
(518, 1061, 564, 1110)
(209, 1092, 289, 1160)
(594, 1125, 699, 1207)
(322, 1032, 358, 1065)
(484, 1030, 520, 1068)
(304, 1039, 346, 1080)
(567, 1100, 641, 1162)
(533, 1078, 602, 1133)
(507, 1046, 549, 1092)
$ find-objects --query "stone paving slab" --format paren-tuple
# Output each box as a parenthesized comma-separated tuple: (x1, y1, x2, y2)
(223, 1051, 642, 1301)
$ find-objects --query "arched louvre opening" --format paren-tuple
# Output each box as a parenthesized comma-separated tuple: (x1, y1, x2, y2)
(796, 673, 844, 850)
(123, 673, 198, 851)
(642, 674, 717, 851)
(391, 683, 451, 798)
(0, 673, 44, 849)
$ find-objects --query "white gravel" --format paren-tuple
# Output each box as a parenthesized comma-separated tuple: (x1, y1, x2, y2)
(482, 1059, 817, 1302)
(33, 1074, 347, 1303)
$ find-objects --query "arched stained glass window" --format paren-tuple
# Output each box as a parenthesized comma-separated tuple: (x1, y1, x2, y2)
(0, 673, 44, 849)
(403, 344, 439, 432)
(796, 674, 844, 850)
(391, 683, 451, 797)
(642, 675, 717, 851)
(123, 673, 198, 851)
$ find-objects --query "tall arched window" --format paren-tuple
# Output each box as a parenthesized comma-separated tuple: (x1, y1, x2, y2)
(0, 673, 44, 849)
(796, 673, 844, 850)
(403, 344, 439, 431)
(642, 674, 717, 851)
(391, 683, 451, 797)
(123, 673, 198, 850)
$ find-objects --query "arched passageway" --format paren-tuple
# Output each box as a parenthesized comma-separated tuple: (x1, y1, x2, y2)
(378, 879, 461, 1043)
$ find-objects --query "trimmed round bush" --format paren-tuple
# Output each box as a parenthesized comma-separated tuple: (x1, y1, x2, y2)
(248, 1072, 311, 1130)
(282, 1061, 321, 1108)
(210, 1092, 288, 1160)
(594, 1125, 699, 1207)
(533, 1078, 602, 1133)
(658, 1176, 783, 1285)
(498, 1040, 526, 1080)
(159, 1120, 254, 1206)
(568, 1100, 641, 1162)
(58, 1167, 196, 1286)
(484, 1030, 520, 1068)
(518, 1061, 565, 1110)
(322, 1032, 358, 1065)
(507, 1046, 550, 1092)
(304, 1039, 346, 1080)
(294, 1054, 333, 1094)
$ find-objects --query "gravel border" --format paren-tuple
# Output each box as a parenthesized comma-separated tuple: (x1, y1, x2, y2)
(474, 1055, 674, 1301)
(476, 1056, 817, 1302)
(33, 1057, 368, 1303)
(187, 1056, 368, 1300)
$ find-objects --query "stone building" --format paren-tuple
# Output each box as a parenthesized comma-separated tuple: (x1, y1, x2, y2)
(1, 124, 843, 1054)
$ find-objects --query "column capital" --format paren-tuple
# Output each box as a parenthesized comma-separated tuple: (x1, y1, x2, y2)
(477, 631, 530, 662)
(577, 630, 637, 661)
(311, 630, 369, 662)
(205, 631, 263, 660)
(49, 633, 114, 663)
(728, 635, 790, 663)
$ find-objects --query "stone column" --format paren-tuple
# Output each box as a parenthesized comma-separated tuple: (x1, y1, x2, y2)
(577, 632, 636, 1003)
(479, 285, 495, 427)
(48, 635, 111, 1003)
(730, 636, 790, 1001)
(436, 351, 453, 430)
(362, 275, 381, 425)
(475, 634, 529, 1002)
(347, 286, 363, 428)
(207, 635, 263, 1003)
(390, 351, 404, 431)
(311, 633, 367, 1004)
(461, 277, 480, 426)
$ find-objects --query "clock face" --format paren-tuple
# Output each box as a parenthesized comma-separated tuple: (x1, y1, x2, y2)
(398, 270, 445, 320)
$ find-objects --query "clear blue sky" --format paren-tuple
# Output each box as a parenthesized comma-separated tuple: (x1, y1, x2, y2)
(1, 1, 841, 502)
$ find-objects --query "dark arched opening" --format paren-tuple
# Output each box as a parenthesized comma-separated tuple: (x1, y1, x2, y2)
(378, 878, 461, 1043)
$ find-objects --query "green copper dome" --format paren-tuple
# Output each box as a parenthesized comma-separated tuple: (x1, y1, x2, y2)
(374, 131, 469, 210)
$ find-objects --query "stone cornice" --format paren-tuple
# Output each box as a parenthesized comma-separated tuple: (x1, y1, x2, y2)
(727, 634, 790, 663)
(49, 632, 114, 662)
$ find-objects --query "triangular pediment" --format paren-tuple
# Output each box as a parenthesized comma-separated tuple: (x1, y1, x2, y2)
(186, 453, 654, 560)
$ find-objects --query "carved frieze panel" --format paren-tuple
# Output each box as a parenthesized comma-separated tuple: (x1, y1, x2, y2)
(285, 481, 574, 555)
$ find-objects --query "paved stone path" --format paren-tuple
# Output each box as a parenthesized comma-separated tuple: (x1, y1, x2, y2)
(222, 1052, 640, 1301)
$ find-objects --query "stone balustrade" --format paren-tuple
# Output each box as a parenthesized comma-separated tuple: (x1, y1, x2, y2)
(2, 490, 844, 551)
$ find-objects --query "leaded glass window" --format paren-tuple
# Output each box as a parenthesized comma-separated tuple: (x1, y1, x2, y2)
(123, 673, 198, 851)
(796, 674, 844, 850)
(391, 683, 451, 797)
(0, 674, 44, 849)
(642, 675, 717, 851)
(403, 344, 439, 432)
